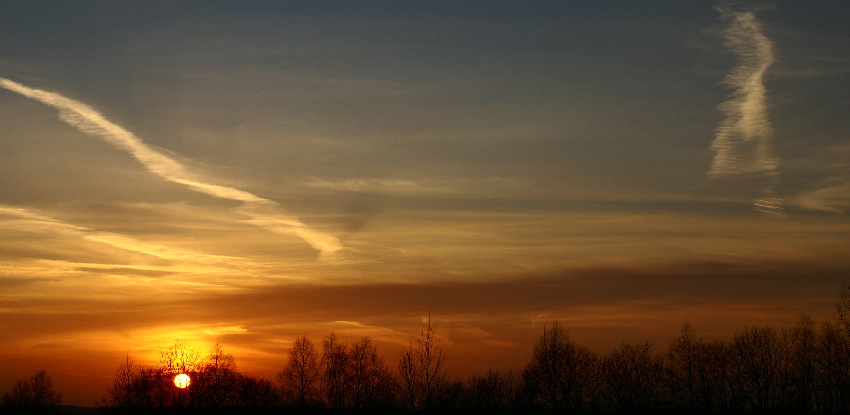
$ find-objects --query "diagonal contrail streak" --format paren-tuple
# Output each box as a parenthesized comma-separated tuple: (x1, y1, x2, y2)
(709, 6, 783, 213)
(0, 77, 342, 258)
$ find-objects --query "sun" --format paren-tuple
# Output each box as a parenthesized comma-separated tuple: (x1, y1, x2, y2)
(173, 373, 191, 389)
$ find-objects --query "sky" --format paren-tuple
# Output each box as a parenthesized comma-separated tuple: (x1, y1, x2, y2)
(1, 0, 849, 406)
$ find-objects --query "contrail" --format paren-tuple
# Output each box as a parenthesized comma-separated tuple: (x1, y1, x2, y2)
(0, 77, 342, 258)
(709, 5, 783, 214)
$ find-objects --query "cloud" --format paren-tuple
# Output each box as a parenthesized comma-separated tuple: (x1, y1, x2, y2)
(793, 179, 850, 213)
(0, 205, 240, 264)
(5, 255, 844, 361)
(708, 6, 782, 213)
(304, 177, 444, 195)
(0, 77, 341, 258)
(785, 143, 850, 214)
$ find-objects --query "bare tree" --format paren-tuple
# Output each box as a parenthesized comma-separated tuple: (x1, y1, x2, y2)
(813, 321, 850, 412)
(205, 342, 236, 374)
(666, 323, 736, 413)
(102, 354, 138, 408)
(698, 339, 735, 412)
(837, 283, 850, 336)
(349, 336, 395, 409)
(127, 366, 171, 408)
(1, 369, 62, 408)
(523, 322, 596, 412)
(790, 316, 817, 411)
(398, 344, 418, 410)
(232, 374, 279, 408)
(602, 341, 664, 413)
(278, 334, 321, 406)
(194, 343, 239, 407)
(159, 340, 202, 376)
(731, 325, 795, 412)
(103, 345, 282, 411)
(349, 336, 373, 408)
(416, 315, 446, 411)
(468, 370, 520, 410)
(321, 332, 350, 409)
(397, 315, 447, 412)
(667, 323, 699, 409)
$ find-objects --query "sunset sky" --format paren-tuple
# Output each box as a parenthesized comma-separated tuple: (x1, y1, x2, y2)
(2, 1, 849, 406)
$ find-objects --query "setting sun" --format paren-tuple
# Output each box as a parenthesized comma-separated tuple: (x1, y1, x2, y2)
(173, 374, 190, 389)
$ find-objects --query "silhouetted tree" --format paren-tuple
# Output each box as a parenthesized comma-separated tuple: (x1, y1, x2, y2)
(439, 379, 466, 411)
(667, 323, 699, 410)
(467, 370, 520, 411)
(698, 339, 735, 412)
(230, 373, 280, 409)
(191, 343, 241, 407)
(398, 342, 419, 410)
(101, 364, 181, 411)
(127, 367, 171, 408)
(159, 339, 202, 377)
(666, 323, 736, 413)
(321, 332, 350, 409)
(813, 321, 850, 412)
(790, 316, 817, 411)
(417, 316, 446, 411)
(731, 325, 795, 412)
(278, 334, 321, 407)
(102, 355, 138, 408)
(836, 283, 850, 337)
(601, 341, 664, 413)
(397, 316, 447, 412)
(103, 342, 279, 412)
(523, 322, 596, 413)
(1, 369, 62, 411)
(349, 336, 395, 409)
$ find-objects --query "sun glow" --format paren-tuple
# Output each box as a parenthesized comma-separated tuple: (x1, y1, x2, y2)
(173, 373, 190, 389)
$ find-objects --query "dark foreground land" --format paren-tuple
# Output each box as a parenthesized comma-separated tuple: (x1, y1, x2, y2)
(5, 406, 844, 415)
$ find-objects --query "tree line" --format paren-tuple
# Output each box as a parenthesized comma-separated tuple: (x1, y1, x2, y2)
(6, 284, 850, 414)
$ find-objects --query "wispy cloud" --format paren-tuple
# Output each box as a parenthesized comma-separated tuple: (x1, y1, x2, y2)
(709, 5, 782, 214)
(305, 177, 433, 194)
(0, 77, 341, 258)
(786, 143, 850, 214)
(793, 179, 850, 213)
(0, 205, 241, 264)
